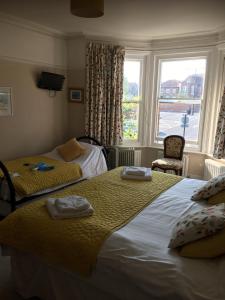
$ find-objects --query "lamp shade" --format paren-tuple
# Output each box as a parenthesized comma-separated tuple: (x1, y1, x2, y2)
(71, 0, 104, 18)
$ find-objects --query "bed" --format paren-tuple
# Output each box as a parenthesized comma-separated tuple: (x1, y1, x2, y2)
(0, 168, 225, 300)
(0, 136, 108, 216)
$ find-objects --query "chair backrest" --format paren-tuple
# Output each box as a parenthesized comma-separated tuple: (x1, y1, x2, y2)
(164, 135, 185, 160)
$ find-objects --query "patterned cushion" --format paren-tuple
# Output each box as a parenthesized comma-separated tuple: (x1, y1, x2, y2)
(191, 173, 225, 201)
(152, 158, 183, 170)
(165, 137, 183, 159)
(168, 203, 225, 248)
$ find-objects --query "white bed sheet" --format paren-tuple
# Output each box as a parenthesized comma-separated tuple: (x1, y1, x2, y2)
(45, 142, 107, 180)
(5, 177, 225, 300)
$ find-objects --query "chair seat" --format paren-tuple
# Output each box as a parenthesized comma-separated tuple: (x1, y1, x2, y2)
(152, 158, 183, 170)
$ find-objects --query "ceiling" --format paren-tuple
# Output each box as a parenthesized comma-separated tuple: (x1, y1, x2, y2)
(1, 0, 225, 40)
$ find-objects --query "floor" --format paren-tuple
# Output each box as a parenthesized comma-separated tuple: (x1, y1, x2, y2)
(0, 253, 22, 300)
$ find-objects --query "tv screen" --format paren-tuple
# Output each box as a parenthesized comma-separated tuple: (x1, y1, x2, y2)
(37, 72, 65, 91)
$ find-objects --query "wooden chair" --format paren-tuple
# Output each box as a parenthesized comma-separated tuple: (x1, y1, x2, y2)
(152, 135, 185, 176)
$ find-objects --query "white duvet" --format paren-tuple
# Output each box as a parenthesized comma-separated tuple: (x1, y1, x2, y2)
(5, 177, 225, 300)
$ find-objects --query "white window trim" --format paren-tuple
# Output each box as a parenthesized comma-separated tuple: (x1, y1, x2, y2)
(149, 49, 212, 152)
(122, 51, 151, 147)
(202, 47, 225, 154)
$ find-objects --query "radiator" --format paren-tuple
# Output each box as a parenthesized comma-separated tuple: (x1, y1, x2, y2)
(118, 148, 142, 166)
(107, 147, 142, 169)
(157, 150, 189, 177)
(204, 159, 225, 180)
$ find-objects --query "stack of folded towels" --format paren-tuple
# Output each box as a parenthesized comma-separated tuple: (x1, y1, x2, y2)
(46, 195, 94, 219)
(121, 166, 152, 181)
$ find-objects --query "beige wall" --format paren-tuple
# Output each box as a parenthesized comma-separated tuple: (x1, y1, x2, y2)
(0, 60, 68, 160)
(0, 21, 67, 68)
(67, 37, 86, 138)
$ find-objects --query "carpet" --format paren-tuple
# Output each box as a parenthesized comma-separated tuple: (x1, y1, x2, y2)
(0, 252, 22, 300)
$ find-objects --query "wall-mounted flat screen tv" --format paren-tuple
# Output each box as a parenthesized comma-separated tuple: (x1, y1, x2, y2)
(37, 72, 65, 91)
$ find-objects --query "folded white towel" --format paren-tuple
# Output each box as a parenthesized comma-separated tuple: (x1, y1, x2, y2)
(121, 168, 152, 181)
(46, 198, 94, 220)
(124, 166, 147, 176)
(54, 195, 90, 213)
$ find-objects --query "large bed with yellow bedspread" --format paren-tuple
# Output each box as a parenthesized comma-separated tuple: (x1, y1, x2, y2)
(1, 168, 225, 300)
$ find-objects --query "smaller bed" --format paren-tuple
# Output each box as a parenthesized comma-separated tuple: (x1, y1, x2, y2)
(0, 136, 108, 216)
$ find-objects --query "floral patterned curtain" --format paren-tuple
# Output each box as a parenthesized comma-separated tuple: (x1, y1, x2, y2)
(213, 90, 225, 158)
(85, 42, 125, 146)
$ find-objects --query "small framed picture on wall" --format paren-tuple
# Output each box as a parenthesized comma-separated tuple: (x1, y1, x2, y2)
(69, 88, 84, 103)
(0, 87, 13, 116)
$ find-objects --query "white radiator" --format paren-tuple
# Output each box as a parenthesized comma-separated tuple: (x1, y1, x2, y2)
(204, 159, 225, 180)
(118, 148, 142, 166)
(157, 150, 189, 177)
(107, 147, 142, 169)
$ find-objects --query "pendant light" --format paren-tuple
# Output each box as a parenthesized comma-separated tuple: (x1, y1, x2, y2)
(71, 0, 104, 18)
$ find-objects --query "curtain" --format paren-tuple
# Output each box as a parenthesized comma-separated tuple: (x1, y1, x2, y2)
(213, 90, 225, 158)
(85, 42, 125, 146)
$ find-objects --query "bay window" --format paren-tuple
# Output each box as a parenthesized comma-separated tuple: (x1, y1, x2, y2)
(122, 51, 209, 151)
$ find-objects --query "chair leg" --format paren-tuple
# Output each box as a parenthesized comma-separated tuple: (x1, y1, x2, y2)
(175, 170, 178, 175)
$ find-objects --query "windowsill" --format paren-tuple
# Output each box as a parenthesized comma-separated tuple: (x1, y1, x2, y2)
(121, 140, 142, 147)
(205, 154, 225, 165)
(152, 144, 204, 155)
(119, 142, 207, 155)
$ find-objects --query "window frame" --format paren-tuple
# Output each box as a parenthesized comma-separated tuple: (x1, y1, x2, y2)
(150, 52, 210, 152)
(122, 52, 149, 146)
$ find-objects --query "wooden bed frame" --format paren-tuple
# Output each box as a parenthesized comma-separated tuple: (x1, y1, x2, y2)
(0, 136, 108, 215)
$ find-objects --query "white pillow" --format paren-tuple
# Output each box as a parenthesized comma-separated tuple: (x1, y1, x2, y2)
(191, 173, 225, 201)
(168, 203, 225, 248)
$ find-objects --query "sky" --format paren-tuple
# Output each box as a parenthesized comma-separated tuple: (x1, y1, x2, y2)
(124, 58, 206, 84)
(160, 59, 206, 82)
(124, 61, 140, 84)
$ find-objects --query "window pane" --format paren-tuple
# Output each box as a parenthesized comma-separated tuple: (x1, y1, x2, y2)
(157, 101, 200, 142)
(159, 59, 206, 100)
(156, 58, 207, 147)
(123, 59, 142, 141)
(123, 60, 141, 102)
(122, 102, 139, 140)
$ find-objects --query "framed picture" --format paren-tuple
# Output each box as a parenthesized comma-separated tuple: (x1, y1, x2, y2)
(69, 88, 84, 103)
(0, 87, 12, 116)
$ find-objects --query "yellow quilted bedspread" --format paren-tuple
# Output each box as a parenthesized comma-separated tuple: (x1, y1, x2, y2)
(1, 156, 82, 196)
(0, 167, 181, 276)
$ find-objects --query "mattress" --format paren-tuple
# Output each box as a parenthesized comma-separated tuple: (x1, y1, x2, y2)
(4, 177, 225, 300)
